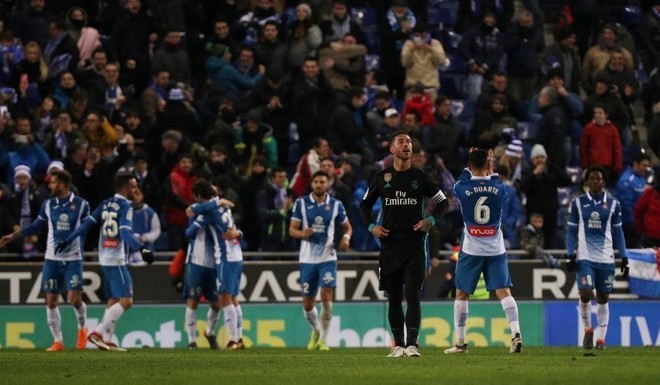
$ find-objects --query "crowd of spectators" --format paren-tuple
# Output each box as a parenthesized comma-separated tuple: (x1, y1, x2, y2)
(1, 0, 660, 264)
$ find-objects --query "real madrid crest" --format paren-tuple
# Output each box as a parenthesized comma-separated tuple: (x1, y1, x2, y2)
(384, 173, 392, 182)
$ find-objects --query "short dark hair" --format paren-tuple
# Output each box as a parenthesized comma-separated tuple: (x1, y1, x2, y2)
(311, 170, 330, 180)
(585, 165, 607, 183)
(51, 169, 72, 187)
(468, 149, 489, 169)
(388, 130, 410, 144)
(270, 166, 287, 178)
(115, 172, 136, 191)
(632, 152, 651, 164)
(192, 179, 215, 199)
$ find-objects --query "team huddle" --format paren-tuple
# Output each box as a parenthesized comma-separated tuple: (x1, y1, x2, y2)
(0, 131, 628, 355)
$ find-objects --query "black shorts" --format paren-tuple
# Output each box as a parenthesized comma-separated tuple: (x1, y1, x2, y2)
(379, 235, 426, 275)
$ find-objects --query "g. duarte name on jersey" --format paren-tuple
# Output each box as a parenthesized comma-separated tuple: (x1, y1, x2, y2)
(464, 185, 500, 196)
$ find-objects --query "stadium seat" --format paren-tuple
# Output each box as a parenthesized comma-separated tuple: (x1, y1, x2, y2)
(439, 72, 466, 99)
(360, 24, 380, 53)
(428, 2, 459, 27)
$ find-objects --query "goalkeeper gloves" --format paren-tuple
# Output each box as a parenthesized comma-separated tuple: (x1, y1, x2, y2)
(141, 248, 155, 264)
(566, 254, 577, 272)
(620, 256, 629, 279)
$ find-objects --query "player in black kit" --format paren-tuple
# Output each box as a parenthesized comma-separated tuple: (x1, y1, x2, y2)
(360, 131, 448, 358)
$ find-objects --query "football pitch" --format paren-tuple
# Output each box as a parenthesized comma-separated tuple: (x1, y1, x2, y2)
(1, 347, 659, 385)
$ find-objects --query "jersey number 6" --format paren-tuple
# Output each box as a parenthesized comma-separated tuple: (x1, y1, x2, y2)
(474, 196, 491, 224)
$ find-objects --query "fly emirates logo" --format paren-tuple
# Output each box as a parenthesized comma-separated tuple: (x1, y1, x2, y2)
(384, 191, 418, 206)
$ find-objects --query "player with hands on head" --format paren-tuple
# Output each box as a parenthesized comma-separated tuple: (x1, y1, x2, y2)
(289, 170, 353, 351)
(56, 173, 150, 351)
(445, 147, 523, 355)
(0, 169, 90, 352)
(360, 131, 448, 358)
(566, 165, 628, 350)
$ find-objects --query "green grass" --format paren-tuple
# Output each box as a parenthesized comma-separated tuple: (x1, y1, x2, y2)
(1, 347, 659, 385)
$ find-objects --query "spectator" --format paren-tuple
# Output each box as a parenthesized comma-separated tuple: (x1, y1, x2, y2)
(373, 108, 402, 159)
(320, 0, 363, 44)
(327, 86, 372, 163)
(378, 0, 416, 99)
(198, 143, 240, 193)
(151, 31, 191, 85)
(458, 12, 503, 101)
(469, 93, 516, 149)
(237, 156, 268, 251)
(520, 144, 572, 248)
(43, 111, 84, 161)
(423, 95, 462, 177)
(287, 3, 322, 72)
(88, 62, 129, 119)
(582, 24, 634, 95)
(14, 41, 50, 107)
(516, 212, 545, 260)
(583, 76, 631, 145)
(401, 83, 434, 128)
(639, 3, 660, 74)
(539, 26, 581, 94)
(234, 111, 278, 172)
(495, 164, 521, 249)
(131, 150, 163, 213)
(155, 87, 204, 143)
(128, 187, 161, 265)
(65, 6, 101, 69)
(597, 48, 640, 139)
(140, 69, 170, 126)
(2, 116, 50, 184)
(400, 23, 447, 102)
(289, 56, 335, 153)
(497, 138, 525, 187)
(318, 33, 367, 90)
(12, 0, 51, 49)
(234, 46, 261, 80)
(155, 129, 207, 181)
(44, 17, 80, 83)
(205, 43, 264, 103)
(53, 71, 79, 109)
(535, 86, 569, 169)
(163, 153, 197, 251)
(475, 72, 521, 121)
(121, 108, 147, 147)
(503, 10, 544, 101)
(254, 20, 288, 78)
(246, 69, 291, 167)
(75, 47, 107, 89)
(81, 110, 118, 157)
(205, 18, 240, 57)
(233, 0, 283, 48)
(256, 166, 294, 252)
(290, 137, 332, 198)
(616, 152, 651, 248)
(579, 106, 623, 186)
(110, 0, 155, 94)
(7, 165, 46, 257)
(634, 176, 660, 247)
(0, 30, 24, 88)
(32, 95, 57, 142)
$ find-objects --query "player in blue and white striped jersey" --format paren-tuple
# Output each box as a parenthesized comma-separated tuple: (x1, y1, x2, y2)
(188, 183, 244, 349)
(0, 170, 90, 351)
(566, 165, 628, 350)
(289, 170, 353, 351)
(445, 148, 522, 355)
(57, 173, 154, 351)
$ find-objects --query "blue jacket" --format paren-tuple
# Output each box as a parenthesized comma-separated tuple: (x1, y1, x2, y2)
(205, 56, 262, 97)
(616, 167, 648, 224)
(501, 181, 521, 248)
